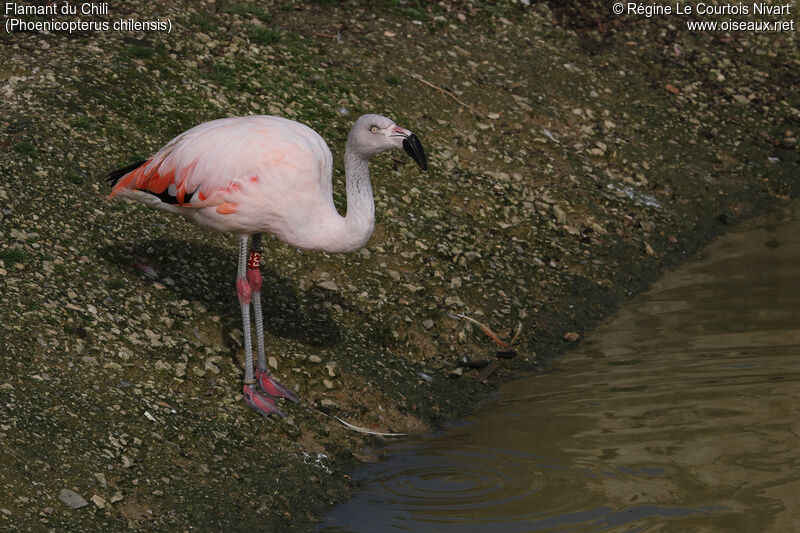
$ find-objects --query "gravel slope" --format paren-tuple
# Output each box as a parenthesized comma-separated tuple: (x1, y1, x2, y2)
(1, 1, 797, 530)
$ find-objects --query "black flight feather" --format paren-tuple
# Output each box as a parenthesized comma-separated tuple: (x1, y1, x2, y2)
(106, 160, 148, 187)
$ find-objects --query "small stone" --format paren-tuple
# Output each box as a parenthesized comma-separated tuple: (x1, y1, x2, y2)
(640, 221, 656, 233)
(204, 356, 221, 374)
(444, 295, 463, 306)
(58, 489, 89, 509)
(552, 205, 567, 224)
(268, 356, 278, 370)
(323, 379, 335, 390)
(665, 83, 680, 95)
(94, 473, 107, 487)
(90, 495, 106, 509)
(422, 319, 434, 329)
(308, 355, 322, 363)
(325, 362, 337, 377)
(564, 332, 580, 342)
(317, 280, 339, 291)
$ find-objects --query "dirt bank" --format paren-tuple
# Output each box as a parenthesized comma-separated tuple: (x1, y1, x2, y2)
(1, 1, 797, 530)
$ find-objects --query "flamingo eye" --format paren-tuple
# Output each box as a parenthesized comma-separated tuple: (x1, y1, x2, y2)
(370, 126, 379, 134)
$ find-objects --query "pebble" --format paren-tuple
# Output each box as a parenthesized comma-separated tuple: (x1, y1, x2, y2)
(552, 205, 567, 225)
(317, 280, 339, 291)
(325, 362, 337, 377)
(58, 488, 89, 509)
(91, 495, 106, 509)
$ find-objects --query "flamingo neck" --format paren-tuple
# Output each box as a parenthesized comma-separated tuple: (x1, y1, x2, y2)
(334, 144, 374, 252)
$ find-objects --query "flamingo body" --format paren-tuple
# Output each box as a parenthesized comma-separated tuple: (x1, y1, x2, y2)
(110, 115, 346, 250)
(109, 113, 427, 418)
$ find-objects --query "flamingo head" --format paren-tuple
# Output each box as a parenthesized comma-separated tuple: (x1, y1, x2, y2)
(349, 114, 428, 171)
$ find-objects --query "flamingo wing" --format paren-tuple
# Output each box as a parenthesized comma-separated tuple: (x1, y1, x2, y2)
(108, 115, 332, 211)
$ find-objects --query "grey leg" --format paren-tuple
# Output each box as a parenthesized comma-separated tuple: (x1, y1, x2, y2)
(248, 235, 299, 403)
(235, 235, 255, 384)
(249, 233, 267, 372)
(238, 234, 282, 417)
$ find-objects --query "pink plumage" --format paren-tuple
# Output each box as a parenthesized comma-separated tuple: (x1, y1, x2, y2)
(108, 113, 427, 418)
(110, 115, 337, 246)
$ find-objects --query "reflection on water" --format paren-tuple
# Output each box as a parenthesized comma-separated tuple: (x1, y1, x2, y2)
(319, 201, 800, 532)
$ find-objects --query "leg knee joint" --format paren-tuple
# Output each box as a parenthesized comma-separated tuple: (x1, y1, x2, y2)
(236, 278, 252, 305)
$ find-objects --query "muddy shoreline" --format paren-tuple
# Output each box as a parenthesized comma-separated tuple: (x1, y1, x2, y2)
(1, 1, 797, 531)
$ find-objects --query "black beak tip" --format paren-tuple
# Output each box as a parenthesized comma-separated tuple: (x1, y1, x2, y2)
(403, 134, 428, 172)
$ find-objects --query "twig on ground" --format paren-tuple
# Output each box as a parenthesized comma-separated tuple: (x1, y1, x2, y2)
(410, 73, 483, 117)
(443, 310, 511, 348)
(333, 416, 407, 437)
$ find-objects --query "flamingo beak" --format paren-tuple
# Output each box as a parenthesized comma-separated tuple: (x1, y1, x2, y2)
(402, 133, 428, 171)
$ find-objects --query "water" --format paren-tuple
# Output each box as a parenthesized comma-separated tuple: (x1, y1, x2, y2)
(318, 202, 800, 533)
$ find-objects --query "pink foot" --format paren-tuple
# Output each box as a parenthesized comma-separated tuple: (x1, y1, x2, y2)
(243, 384, 285, 418)
(256, 368, 299, 403)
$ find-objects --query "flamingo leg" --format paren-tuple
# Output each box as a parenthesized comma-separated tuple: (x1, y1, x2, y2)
(249, 233, 299, 403)
(237, 235, 284, 418)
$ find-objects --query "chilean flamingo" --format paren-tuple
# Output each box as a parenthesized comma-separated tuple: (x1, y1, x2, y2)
(108, 114, 427, 417)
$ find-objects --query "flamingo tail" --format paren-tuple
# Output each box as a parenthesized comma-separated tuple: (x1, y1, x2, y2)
(106, 160, 148, 188)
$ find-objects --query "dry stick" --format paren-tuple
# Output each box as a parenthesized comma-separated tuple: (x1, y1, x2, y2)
(410, 73, 483, 117)
(510, 322, 523, 345)
(444, 310, 511, 349)
(334, 416, 407, 437)
(290, 394, 407, 437)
